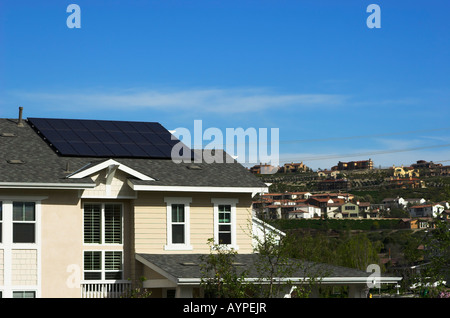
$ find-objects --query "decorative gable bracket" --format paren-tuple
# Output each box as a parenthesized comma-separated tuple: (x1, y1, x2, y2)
(66, 159, 154, 181)
(67, 159, 154, 199)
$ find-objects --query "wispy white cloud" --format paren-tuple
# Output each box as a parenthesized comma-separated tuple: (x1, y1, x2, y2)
(8, 87, 349, 114)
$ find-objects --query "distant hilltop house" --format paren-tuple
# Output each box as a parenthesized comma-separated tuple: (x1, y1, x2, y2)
(331, 159, 373, 171)
(279, 162, 309, 173)
(387, 177, 425, 189)
(411, 160, 442, 169)
(381, 197, 427, 209)
(254, 192, 314, 219)
(248, 162, 310, 174)
(391, 165, 419, 178)
(380, 196, 449, 220)
(248, 163, 279, 174)
(253, 191, 373, 220)
(317, 169, 341, 179)
(409, 204, 445, 218)
(255, 191, 450, 221)
(410, 160, 450, 177)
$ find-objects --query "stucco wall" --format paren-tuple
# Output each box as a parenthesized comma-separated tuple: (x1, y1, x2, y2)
(39, 190, 82, 298)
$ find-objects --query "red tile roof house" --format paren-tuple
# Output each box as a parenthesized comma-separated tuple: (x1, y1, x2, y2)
(0, 111, 401, 298)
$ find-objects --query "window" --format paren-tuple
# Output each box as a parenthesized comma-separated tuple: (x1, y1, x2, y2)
(171, 204, 185, 244)
(164, 197, 192, 250)
(84, 203, 122, 244)
(212, 198, 238, 248)
(83, 203, 123, 283)
(12, 291, 36, 298)
(12, 202, 35, 243)
(84, 251, 123, 281)
(104, 251, 123, 280)
(84, 251, 102, 280)
(84, 204, 101, 244)
(218, 205, 232, 244)
(104, 204, 122, 244)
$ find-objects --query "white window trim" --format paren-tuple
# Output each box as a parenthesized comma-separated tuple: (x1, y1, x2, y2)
(82, 250, 125, 282)
(164, 197, 192, 251)
(211, 198, 239, 250)
(0, 198, 43, 298)
(11, 289, 37, 298)
(82, 202, 124, 246)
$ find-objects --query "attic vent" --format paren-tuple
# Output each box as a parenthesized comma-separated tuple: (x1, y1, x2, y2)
(180, 262, 198, 266)
(186, 165, 202, 170)
(7, 159, 25, 164)
(1, 132, 16, 137)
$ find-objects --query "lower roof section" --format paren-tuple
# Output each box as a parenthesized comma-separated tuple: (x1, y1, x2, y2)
(136, 253, 402, 287)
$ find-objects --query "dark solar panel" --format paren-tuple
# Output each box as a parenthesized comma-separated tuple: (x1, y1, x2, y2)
(28, 117, 191, 159)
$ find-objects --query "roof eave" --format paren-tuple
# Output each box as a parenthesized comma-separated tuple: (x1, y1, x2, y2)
(171, 276, 403, 286)
(0, 182, 96, 190)
(127, 181, 269, 196)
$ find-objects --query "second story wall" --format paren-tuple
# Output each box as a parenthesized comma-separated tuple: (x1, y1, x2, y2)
(133, 191, 254, 254)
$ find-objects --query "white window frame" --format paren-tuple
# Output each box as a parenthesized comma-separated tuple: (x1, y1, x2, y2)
(211, 198, 239, 250)
(12, 202, 37, 244)
(82, 250, 124, 282)
(82, 202, 123, 246)
(164, 197, 192, 251)
(11, 290, 36, 298)
(0, 197, 44, 298)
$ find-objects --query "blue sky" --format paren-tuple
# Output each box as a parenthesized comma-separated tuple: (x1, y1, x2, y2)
(1, 0, 449, 170)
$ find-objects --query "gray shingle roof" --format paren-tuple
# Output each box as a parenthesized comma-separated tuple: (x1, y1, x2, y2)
(0, 118, 266, 189)
(137, 253, 400, 282)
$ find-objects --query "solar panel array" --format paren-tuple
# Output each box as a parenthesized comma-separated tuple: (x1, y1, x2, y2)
(28, 117, 191, 159)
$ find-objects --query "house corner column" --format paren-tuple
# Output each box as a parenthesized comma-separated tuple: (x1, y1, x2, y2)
(348, 284, 368, 298)
(176, 286, 193, 298)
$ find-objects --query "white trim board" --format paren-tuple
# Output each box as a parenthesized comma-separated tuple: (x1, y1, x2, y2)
(0, 182, 95, 189)
(128, 182, 268, 196)
(67, 159, 154, 181)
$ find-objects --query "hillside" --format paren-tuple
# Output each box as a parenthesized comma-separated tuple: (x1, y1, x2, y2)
(255, 168, 450, 204)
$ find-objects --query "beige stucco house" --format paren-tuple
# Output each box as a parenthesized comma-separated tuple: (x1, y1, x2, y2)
(0, 113, 401, 298)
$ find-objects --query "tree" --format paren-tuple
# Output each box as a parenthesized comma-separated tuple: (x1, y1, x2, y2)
(252, 227, 298, 297)
(199, 239, 249, 298)
(336, 234, 383, 271)
(252, 223, 326, 298)
(417, 218, 450, 297)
